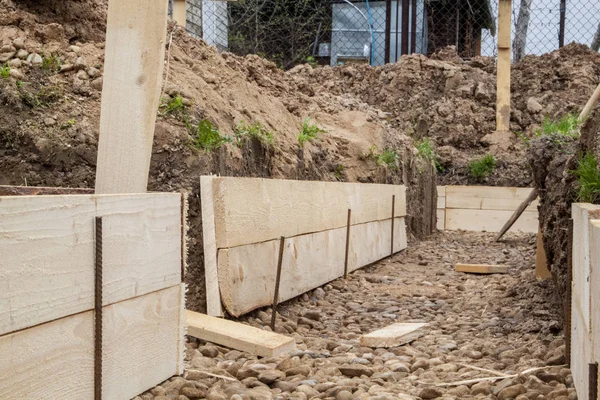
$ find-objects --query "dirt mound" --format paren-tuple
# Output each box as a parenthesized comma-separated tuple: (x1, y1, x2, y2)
(228, 44, 600, 186)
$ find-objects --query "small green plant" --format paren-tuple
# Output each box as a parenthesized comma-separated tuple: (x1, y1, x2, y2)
(377, 149, 399, 168)
(514, 131, 531, 146)
(192, 119, 230, 151)
(415, 137, 443, 171)
(469, 154, 496, 179)
(573, 153, 600, 203)
(16, 80, 25, 88)
(41, 54, 61, 72)
(19, 82, 63, 108)
(305, 55, 317, 68)
(334, 164, 344, 181)
(61, 118, 76, 130)
(160, 95, 187, 116)
(298, 118, 326, 146)
(234, 120, 274, 146)
(536, 114, 581, 145)
(0, 64, 10, 79)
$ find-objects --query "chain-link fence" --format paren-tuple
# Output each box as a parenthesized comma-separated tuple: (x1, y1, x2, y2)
(171, 0, 600, 67)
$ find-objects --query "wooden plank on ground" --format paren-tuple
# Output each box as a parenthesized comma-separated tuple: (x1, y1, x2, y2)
(0, 285, 183, 400)
(445, 186, 538, 212)
(95, 0, 169, 194)
(186, 310, 296, 357)
(455, 264, 509, 274)
(360, 323, 427, 348)
(445, 208, 538, 233)
(218, 217, 407, 317)
(0, 193, 182, 336)
(209, 177, 406, 248)
(201, 176, 224, 317)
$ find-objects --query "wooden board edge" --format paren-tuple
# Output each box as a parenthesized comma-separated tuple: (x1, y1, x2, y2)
(455, 264, 509, 274)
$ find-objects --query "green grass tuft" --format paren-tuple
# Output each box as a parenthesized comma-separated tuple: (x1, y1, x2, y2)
(573, 153, 600, 203)
(415, 137, 443, 171)
(536, 113, 581, 145)
(160, 95, 187, 116)
(41, 54, 61, 72)
(234, 120, 274, 146)
(0, 64, 10, 79)
(192, 119, 230, 151)
(298, 118, 326, 146)
(469, 154, 496, 179)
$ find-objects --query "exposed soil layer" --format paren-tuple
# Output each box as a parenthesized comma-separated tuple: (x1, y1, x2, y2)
(141, 231, 572, 400)
(529, 111, 600, 312)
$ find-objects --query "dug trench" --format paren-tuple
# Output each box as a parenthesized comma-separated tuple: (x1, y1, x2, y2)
(140, 232, 572, 400)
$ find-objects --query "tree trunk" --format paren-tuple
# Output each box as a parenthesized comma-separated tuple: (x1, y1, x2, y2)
(592, 22, 600, 51)
(513, 0, 532, 61)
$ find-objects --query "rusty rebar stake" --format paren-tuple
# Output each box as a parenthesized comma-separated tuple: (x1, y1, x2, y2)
(344, 209, 352, 279)
(94, 217, 103, 400)
(270, 236, 285, 331)
(391, 195, 396, 256)
(589, 362, 598, 400)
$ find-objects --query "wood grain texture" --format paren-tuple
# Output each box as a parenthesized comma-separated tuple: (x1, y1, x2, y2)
(95, 0, 168, 194)
(218, 218, 407, 317)
(200, 176, 224, 317)
(496, 47, 511, 132)
(0, 186, 93, 196)
(103, 285, 184, 400)
(445, 209, 538, 233)
(209, 177, 406, 248)
(186, 310, 296, 357)
(0, 285, 184, 400)
(455, 264, 509, 274)
(0, 311, 94, 399)
(360, 323, 427, 348)
(0, 193, 182, 336)
(445, 186, 538, 211)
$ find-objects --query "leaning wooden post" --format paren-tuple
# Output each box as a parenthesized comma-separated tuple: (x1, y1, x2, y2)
(173, 0, 187, 27)
(95, 0, 169, 194)
(496, 0, 512, 132)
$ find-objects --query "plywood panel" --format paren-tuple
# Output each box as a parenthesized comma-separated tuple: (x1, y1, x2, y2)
(210, 177, 406, 248)
(445, 186, 538, 211)
(445, 209, 537, 233)
(186, 311, 296, 357)
(0, 194, 182, 336)
(218, 217, 407, 317)
(0, 286, 183, 400)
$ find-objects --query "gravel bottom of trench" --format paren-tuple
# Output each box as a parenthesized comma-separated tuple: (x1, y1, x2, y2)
(139, 231, 575, 400)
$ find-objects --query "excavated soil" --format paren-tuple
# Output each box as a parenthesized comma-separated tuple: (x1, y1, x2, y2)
(139, 232, 574, 400)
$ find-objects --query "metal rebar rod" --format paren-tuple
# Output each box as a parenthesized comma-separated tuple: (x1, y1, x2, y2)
(391, 195, 396, 256)
(270, 236, 286, 331)
(344, 209, 352, 279)
(94, 217, 103, 400)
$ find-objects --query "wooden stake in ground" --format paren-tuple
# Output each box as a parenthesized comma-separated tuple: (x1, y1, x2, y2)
(495, 188, 537, 241)
(172, 0, 187, 27)
(579, 82, 600, 123)
(455, 264, 509, 274)
(496, 0, 512, 132)
(535, 225, 551, 279)
(95, 0, 169, 194)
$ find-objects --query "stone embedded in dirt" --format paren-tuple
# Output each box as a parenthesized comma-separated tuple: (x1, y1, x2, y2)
(12, 37, 24, 49)
(335, 389, 355, 400)
(527, 97, 543, 113)
(302, 310, 321, 321)
(9, 68, 23, 80)
(418, 387, 443, 399)
(296, 384, 320, 398)
(179, 386, 205, 399)
(16, 49, 28, 59)
(339, 364, 373, 377)
(26, 53, 42, 65)
(8, 58, 21, 68)
(0, 51, 15, 63)
(198, 345, 219, 358)
(257, 369, 285, 385)
(285, 365, 312, 377)
(471, 380, 492, 395)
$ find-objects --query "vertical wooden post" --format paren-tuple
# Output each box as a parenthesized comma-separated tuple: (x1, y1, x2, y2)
(173, 0, 187, 27)
(384, 0, 392, 64)
(496, 0, 512, 132)
(95, 0, 169, 194)
(558, 0, 566, 48)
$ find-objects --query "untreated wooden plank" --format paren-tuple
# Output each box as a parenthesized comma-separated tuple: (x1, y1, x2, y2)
(0, 285, 184, 400)
(445, 208, 538, 233)
(172, 0, 187, 26)
(0, 193, 183, 336)
(209, 177, 407, 248)
(437, 209, 446, 230)
(446, 186, 538, 212)
(496, 0, 512, 132)
(186, 311, 296, 357)
(360, 323, 427, 348)
(95, 0, 169, 194)
(200, 176, 223, 317)
(218, 218, 407, 317)
(455, 264, 509, 274)
(589, 220, 600, 384)
(0, 185, 93, 196)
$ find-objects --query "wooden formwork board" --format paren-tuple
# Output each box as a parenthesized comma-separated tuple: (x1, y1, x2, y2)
(0, 193, 184, 336)
(201, 176, 407, 316)
(0, 284, 185, 400)
(445, 186, 539, 212)
(445, 209, 538, 233)
(218, 217, 407, 317)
